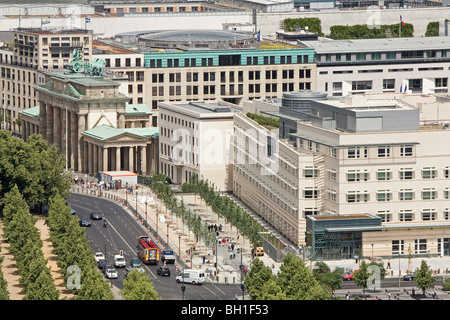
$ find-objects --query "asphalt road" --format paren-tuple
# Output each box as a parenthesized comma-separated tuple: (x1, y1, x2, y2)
(68, 193, 243, 300)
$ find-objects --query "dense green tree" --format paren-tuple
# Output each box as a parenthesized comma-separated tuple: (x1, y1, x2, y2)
(0, 133, 70, 207)
(0, 255, 10, 300)
(312, 261, 343, 292)
(23, 268, 60, 300)
(76, 269, 114, 300)
(329, 23, 413, 39)
(259, 277, 286, 300)
(283, 17, 324, 36)
(425, 21, 439, 37)
(276, 253, 330, 300)
(245, 258, 275, 300)
(121, 269, 160, 300)
(415, 260, 436, 297)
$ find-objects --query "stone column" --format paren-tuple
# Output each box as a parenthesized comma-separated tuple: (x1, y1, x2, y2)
(129, 146, 134, 172)
(54, 106, 61, 151)
(46, 104, 53, 144)
(103, 147, 109, 172)
(39, 103, 46, 140)
(22, 120, 28, 141)
(141, 145, 147, 176)
(88, 142, 93, 175)
(83, 140, 88, 174)
(71, 111, 78, 171)
(93, 143, 98, 174)
(78, 115, 86, 173)
(116, 147, 121, 171)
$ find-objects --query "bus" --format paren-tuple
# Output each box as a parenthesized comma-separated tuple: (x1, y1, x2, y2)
(137, 235, 159, 264)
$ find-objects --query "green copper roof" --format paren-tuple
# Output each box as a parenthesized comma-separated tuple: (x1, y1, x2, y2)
(82, 124, 159, 141)
(19, 105, 40, 119)
(126, 104, 152, 115)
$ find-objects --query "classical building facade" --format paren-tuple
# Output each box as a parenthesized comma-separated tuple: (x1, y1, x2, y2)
(20, 71, 159, 176)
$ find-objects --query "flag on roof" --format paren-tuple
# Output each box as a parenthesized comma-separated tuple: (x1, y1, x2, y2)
(400, 15, 405, 26)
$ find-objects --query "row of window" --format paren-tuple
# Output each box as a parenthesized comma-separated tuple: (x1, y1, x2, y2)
(324, 188, 450, 202)
(347, 145, 413, 158)
(379, 210, 450, 223)
(149, 69, 312, 83)
(316, 49, 448, 63)
(147, 55, 311, 68)
(150, 82, 312, 97)
(391, 238, 450, 255)
(340, 167, 449, 182)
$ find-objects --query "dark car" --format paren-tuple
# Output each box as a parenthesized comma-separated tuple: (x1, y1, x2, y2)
(403, 273, 415, 281)
(90, 211, 102, 220)
(157, 266, 171, 277)
(97, 259, 107, 271)
(79, 217, 91, 227)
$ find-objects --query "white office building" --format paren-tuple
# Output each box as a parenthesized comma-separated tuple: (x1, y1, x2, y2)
(299, 37, 450, 97)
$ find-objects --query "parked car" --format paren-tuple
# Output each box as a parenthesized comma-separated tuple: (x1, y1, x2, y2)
(90, 211, 102, 220)
(157, 266, 171, 277)
(94, 252, 105, 262)
(79, 217, 91, 227)
(342, 271, 353, 281)
(114, 255, 126, 268)
(105, 266, 118, 279)
(70, 209, 76, 215)
(403, 273, 415, 281)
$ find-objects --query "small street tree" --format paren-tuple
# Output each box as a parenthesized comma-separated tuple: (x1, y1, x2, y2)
(415, 260, 436, 298)
(352, 261, 374, 299)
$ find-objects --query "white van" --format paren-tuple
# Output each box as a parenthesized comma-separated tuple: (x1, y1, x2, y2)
(176, 269, 206, 285)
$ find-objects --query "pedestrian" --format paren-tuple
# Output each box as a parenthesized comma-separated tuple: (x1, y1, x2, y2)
(412, 288, 415, 296)
(235, 294, 238, 300)
(354, 255, 359, 264)
(434, 288, 438, 299)
(388, 291, 391, 300)
(387, 259, 391, 269)
(345, 293, 349, 300)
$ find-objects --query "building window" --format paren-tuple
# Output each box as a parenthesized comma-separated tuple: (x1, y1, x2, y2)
(399, 189, 414, 201)
(347, 146, 367, 158)
(400, 145, 413, 157)
(303, 167, 318, 178)
(422, 188, 437, 200)
(377, 146, 390, 157)
(415, 239, 427, 254)
(347, 170, 369, 182)
(422, 167, 436, 179)
(327, 189, 337, 202)
(445, 188, 450, 199)
(399, 210, 413, 222)
(383, 79, 395, 91)
(422, 209, 437, 221)
(377, 169, 391, 181)
(378, 211, 391, 222)
(346, 191, 369, 203)
(376, 190, 391, 202)
(392, 240, 404, 255)
(304, 188, 318, 199)
(399, 168, 414, 180)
